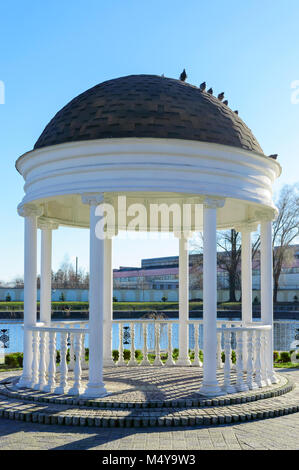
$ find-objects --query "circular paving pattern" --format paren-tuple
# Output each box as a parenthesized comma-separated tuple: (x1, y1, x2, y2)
(0, 369, 298, 428)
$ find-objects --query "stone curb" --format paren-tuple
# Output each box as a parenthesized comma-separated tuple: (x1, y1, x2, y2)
(0, 375, 292, 410)
(0, 381, 298, 429)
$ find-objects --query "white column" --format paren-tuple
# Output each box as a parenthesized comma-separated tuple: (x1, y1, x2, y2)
(17, 204, 43, 388)
(260, 219, 278, 383)
(39, 221, 58, 325)
(81, 193, 107, 397)
(241, 229, 253, 325)
(103, 237, 114, 366)
(200, 198, 224, 396)
(176, 235, 191, 366)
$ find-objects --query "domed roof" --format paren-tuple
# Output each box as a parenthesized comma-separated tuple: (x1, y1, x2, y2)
(34, 74, 263, 154)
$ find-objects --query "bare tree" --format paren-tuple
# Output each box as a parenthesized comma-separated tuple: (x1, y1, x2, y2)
(271, 184, 299, 302)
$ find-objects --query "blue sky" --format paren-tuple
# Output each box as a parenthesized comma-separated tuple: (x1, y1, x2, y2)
(0, 0, 298, 282)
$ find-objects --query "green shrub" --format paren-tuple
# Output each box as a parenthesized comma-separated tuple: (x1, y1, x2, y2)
(112, 350, 119, 362)
(273, 351, 279, 362)
(172, 348, 179, 360)
(231, 350, 236, 364)
(123, 349, 131, 361)
(280, 351, 291, 363)
(5, 352, 23, 368)
(135, 349, 142, 360)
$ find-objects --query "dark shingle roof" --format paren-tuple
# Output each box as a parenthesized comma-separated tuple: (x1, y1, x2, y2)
(34, 74, 263, 154)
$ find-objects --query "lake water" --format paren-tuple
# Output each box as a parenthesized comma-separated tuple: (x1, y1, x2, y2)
(1, 320, 299, 355)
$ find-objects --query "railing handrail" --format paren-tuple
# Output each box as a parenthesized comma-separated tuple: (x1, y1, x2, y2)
(217, 324, 271, 333)
(29, 325, 89, 334)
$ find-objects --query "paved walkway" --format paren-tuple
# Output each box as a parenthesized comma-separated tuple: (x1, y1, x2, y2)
(0, 369, 298, 450)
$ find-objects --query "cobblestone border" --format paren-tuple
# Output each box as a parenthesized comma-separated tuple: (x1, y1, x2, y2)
(0, 374, 293, 409)
(0, 383, 298, 429)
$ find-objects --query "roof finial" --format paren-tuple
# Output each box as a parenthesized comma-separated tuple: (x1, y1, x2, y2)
(179, 69, 187, 82)
(200, 81, 206, 91)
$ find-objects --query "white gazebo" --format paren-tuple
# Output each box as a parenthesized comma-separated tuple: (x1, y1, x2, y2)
(15, 74, 281, 397)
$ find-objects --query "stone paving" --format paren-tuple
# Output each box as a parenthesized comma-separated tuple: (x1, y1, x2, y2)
(0, 368, 298, 438)
(0, 370, 298, 450)
(0, 369, 299, 450)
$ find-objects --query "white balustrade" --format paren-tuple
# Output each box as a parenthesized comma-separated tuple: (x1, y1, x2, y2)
(28, 324, 89, 396)
(25, 320, 273, 398)
(36, 331, 47, 390)
(153, 322, 163, 366)
(235, 330, 249, 392)
(141, 322, 151, 366)
(44, 330, 57, 392)
(165, 322, 175, 366)
(246, 330, 258, 390)
(28, 330, 39, 388)
(116, 323, 126, 366)
(219, 324, 272, 393)
(128, 322, 138, 366)
(68, 333, 84, 395)
(217, 331, 223, 369)
(223, 329, 236, 393)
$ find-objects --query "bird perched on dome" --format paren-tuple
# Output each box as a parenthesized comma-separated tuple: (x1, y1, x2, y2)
(268, 154, 278, 160)
(223, 100, 228, 105)
(234, 110, 238, 115)
(200, 81, 206, 91)
(207, 88, 213, 94)
(218, 92, 225, 101)
(179, 69, 187, 81)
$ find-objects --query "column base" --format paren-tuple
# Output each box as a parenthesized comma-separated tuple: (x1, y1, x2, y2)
(43, 383, 56, 393)
(222, 384, 236, 394)
(140, 358, 151, 366)
(236, 382, 249, 392)
(81, 382, 108, 398)
(175, 357, 191, 366)
(103, 358, 115, 367)
(247, 381, 259, 390)
(54, 385, 69, 395)
(270, 372, 279, 384)
(16, 375, 31, 389)
(68, 386, 85, 396)
(153, 358, 163, 366)
(199, 381, 224, 396)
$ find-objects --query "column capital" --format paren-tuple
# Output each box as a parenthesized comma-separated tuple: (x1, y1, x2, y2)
(173, 231, 193, 240)
(81, 192, 104, 206)
(203, 197, 225, 209)
(234, 222, 258, 233)
(38, 218, 59, 230)
(255, 208, 277, 222)
(18, 203, 43, 218)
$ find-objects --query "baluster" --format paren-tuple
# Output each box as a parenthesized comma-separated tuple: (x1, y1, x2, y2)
(128, 322, 138, 366)
(166, 322, 175, 366)
(116, 323, 126, 366)
(153, 322, 163, 366)
(44, 331, 57, 392)
(69, 334, 84, 395)
(222, 329, 236, 393)
(29, 330, 40, 388)
(246, 329, 258, 390)
(80, 332, 88, 370)
(254, 330, 266, 388)
(141, 322, 151, 366)
(217, 332, 223, 369)
(235, 330, 249, 392)
(261, 330, 272, 386)
(68, 333, 75, 371)
(192, 323, 202, 366)
(54, 332, 69, 394)
(35, 331, 47, 390)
